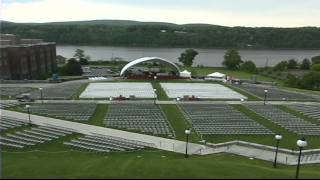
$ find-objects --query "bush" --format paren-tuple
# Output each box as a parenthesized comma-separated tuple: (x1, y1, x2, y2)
(300, 58, 311, 70)
(311, 56, 320, 65)
(287, 59, 298, 69)
(240, 61, 258, 73)
(311, 64, 320, 72)
(222, 49, 243, 70)
(300, 71, 320, 90)
(273, 61, 288, 71)
(65, 58, 83, 76)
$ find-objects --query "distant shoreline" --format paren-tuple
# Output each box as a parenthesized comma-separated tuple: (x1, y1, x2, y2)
(56, 44, 320, 51)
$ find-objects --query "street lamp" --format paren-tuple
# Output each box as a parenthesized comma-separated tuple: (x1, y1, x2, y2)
(264, 90, 268, 105)
(154, 76, 157, 81)
(25, 105, 31, 125)
(273, 134, 283, 168)
(39, 88, 43, 104)
(185, 129, 191, 158)
(153, 89, 157, 104)
(296, 138, 308, 179)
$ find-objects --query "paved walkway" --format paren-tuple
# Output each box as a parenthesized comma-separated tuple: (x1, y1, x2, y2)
(2, 110, 320, 165)
(2, 99, 320, 105)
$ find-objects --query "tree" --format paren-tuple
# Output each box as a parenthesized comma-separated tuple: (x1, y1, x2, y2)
(287, 59, 298, 69)
(273, 61, 288, 71)
(240, 61, 257, 73)
(178, 49, 199, 67)
(56, 55, 67, 64)
(286, 74, 300, 88)
(79, 58, 89, 65)
(300, 58, 311, 70)
(65, 58, 83, 76)
(312, 64, 320, 72)
(73, 49, 85, 60)
(222, 49, 243, 70)
(300, 71, 320, 90)
(311, 56, 320, 65)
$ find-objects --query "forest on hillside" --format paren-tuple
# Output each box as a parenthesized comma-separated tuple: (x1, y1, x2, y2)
(2, 20, 320, 49)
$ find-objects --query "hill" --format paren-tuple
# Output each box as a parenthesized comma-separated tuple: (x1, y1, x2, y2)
(1, 20, 320, 49)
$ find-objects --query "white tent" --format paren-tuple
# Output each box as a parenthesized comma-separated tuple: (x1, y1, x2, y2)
(180, 70, 192, 78)
(205, 72, 227, 82)
(207, 72, 226, 78)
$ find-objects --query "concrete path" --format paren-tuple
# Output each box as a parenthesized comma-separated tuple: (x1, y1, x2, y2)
(2, 110, 320, 165)
(2, 99, 320, 106)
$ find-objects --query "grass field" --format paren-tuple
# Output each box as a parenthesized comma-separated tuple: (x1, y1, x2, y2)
(3, 150, 320, 179)
(160, 104, 200, 143)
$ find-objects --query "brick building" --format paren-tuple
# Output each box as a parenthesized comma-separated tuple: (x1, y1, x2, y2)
(0, 34, 57, 80)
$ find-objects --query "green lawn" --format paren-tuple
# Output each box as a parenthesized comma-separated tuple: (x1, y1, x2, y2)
(161, 104, 200, 143)
(3, 150, 320, 179)
(184, 67, 281, 83)
(72, 82, 89, 100)
(89, 104, 108, 127)
(152, 82, 169, 100)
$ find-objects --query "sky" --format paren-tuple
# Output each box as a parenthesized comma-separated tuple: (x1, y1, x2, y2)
(1, 0, 320, 27)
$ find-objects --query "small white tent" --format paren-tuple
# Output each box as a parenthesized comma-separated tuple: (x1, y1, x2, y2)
(180, 70, 192, 78)
(205, 72, 226, 82)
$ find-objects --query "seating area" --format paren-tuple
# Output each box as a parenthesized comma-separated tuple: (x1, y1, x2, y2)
(64, 134, 149, 153)
(105, 104, 175, 137)
(246, 104, 320, 136)
(287, 104, 320, 121)
(0, 87, 34, 97)
(232, 83, 318, 101)
(0, 116, 28, 132)
(0, 125, 74, 149)
(160, 83, 247, 100)
(0, 101, 21, 109)
(29, 81, 86, 99)
(24, 103, 97, 121)
(80, 83, 155, 99)
(179, 104, 273, 135)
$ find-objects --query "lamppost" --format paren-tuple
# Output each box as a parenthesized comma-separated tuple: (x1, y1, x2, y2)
(273, 134, 283, 168)
(153, 89, 157, 104)
(154, 76, 157, 81)
(264, 90, 268, 105)
(39, 87, 43, 104)
(296, 138, 308, 179)
(185, 129, 191, 158)
(25, 105, 31, 126)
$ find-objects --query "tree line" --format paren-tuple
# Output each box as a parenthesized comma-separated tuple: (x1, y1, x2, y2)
(2, 21, 320, 49)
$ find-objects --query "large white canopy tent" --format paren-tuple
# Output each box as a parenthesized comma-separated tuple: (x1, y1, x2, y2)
(120, 57, 180, 76)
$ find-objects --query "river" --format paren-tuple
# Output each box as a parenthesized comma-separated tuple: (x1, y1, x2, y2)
(56, 45, 320, 67)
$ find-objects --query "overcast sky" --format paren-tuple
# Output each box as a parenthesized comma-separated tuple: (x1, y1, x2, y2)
(1, 0, 320, 27)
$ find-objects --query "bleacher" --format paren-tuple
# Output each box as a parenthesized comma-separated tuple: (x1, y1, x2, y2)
(24, 103, 97, 121)
(0, 116, 28, 132)
(105, 104, 175, 137)
(246, 104, 320, 136)
(179, 104, 273, 135)
(287, 104, 320, 121)
(64, 134, 150, 153)
(0, 125, 74, 149)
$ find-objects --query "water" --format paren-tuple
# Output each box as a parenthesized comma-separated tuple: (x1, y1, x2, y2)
(57, 45, 320, 67)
